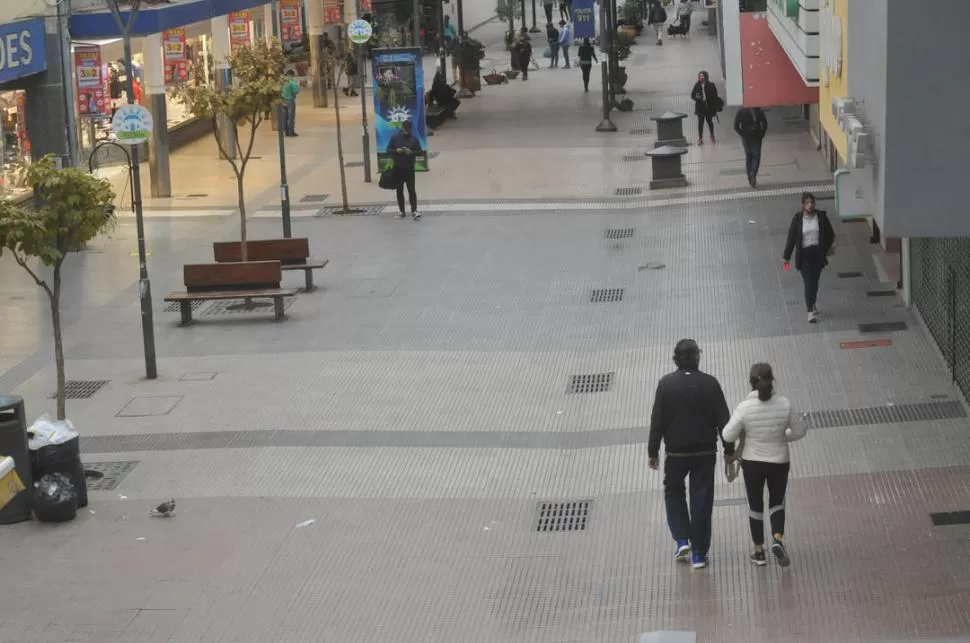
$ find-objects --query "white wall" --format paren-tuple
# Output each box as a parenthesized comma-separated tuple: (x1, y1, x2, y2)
(0, 0, 48, 25)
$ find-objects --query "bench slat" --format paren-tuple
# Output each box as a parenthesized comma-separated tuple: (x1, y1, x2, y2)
(213, 238, 310, 264)
(165, 289, 298, 302)
(280, 259, 329, 271)
(184, 261, 282, 292)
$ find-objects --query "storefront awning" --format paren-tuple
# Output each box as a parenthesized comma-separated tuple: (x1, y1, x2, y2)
(70, 0, 271, 39)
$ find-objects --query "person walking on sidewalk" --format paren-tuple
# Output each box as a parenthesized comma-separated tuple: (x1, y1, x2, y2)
(343, 51, 360, 97)
(543, 0, 555, 25)
(647, 0, 668, 45)
(515, 29, 533, 80)
(387, 120, 422, 220)
(559, 0, 572, 21)
(722, 363, 807, 568)
(558, 20, 573, 68)
(691, 71, 719, 145)
(578, 37, 598, 91)
(546, 22, 561, 68)
(734, 106, 767, 187)
(676, 0, 693, 36)
(648, 339, 737, 570)
(783, 193, 836, 323)
(281, 70, 300, 137)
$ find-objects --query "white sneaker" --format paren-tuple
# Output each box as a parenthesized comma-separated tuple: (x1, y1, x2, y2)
(808, 311, 818, 324)
(411, 211, 422, 220)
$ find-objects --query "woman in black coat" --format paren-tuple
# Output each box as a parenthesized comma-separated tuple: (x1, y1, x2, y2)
(690, 70, 719, 145)
(783, 192, 837, 323)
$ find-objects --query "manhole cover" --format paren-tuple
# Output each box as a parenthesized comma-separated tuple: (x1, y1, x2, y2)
(568, 372, 614, 394)
(615, 187, 642, 196)
(805, 400, 966, 429)
(858, 321, 908, 333)
(838, 271, 864, 279)
(82, 461, 139, 491)
(605, 228, 635, 240)
(591, 288, 624, 303)
(55, 380, 109, 400)
(536, 500, 591, 532)
(202, 298, 296, 316)
(300, 194, 330, 203)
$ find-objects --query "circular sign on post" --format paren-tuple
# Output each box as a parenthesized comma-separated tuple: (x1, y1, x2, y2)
(348, 19, 373, 45)
(111, 104, 154, 146)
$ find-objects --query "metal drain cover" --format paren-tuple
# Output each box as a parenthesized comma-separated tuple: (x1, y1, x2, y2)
(615, 187, 643, 196)
(536, 500, 591, 532)
(82, 460, 139, 491)
(568, 372, 614, 394)
(591, 288, 624, 303)
(55, 380, 109, 400)
(605, 228, 635, 239)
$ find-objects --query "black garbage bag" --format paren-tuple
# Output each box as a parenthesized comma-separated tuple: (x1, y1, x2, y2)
(31, 436, 87, 508)
(34, 473, 78, 523)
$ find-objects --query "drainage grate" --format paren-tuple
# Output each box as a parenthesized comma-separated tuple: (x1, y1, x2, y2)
(186, 193, 209, 198)
(615, 187, 643, 196)
(83, 460, 139, 491)
(317, 205, 385, 217)
(867, 290, 896, 297)
(54, 380, 109, 400)
(638, 262, 666, 271)
(628, 128, 650, 136)
(536, 500, 591, 532)
(714, 497, 747, 507)
(300, 194, 330, 203)
(623, 154, 647, 162)
(591, 288, 624, 303)
(605, 228, 635, 240)
(838, 271, 864, 279)
(164, 300, 205, 313)
(804, 400, 966, 429)
(202, 298, 297, 316)
(568, 372, 614, 394)
(930, 510, 970, 527)
(858, 321, 908, 334)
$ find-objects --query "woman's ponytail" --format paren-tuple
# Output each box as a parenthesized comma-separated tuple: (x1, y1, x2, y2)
(749, 362, 775, 402)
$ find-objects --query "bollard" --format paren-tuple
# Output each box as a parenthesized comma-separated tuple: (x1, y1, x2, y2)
(650, 111, 689, 147)
(645, 145, 689, 189)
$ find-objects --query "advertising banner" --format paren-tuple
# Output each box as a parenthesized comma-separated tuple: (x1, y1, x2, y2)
(162, 28, 189, 84)
(572, 0, 595, 39)
(323, 0, 342, 26)
(372, 48, 428, 172)
(74, 46, 109, 116)
(279, 0, 303, 42)
(228, 11, 251, 51)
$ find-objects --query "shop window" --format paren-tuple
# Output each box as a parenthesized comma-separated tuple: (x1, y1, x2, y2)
(0, 90, 30, 201)
(740, 0, 768, 11)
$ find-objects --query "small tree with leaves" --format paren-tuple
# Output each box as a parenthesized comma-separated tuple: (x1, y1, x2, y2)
(319, 46, 354, 214)
(173, 40, 285, 261)
(0, 156, 115, 420)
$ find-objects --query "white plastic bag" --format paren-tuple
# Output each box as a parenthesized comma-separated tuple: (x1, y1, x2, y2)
(27, 414, 79, 450)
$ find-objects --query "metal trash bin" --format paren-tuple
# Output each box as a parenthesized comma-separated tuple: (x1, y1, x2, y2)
(0, 396, 32, 524)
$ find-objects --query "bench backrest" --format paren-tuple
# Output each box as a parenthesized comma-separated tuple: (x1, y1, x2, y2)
(184, 261, 282, 293)
(213, 238, 310, 266)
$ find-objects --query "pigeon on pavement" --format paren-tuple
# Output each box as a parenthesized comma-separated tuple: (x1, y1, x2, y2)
(150, 499, 176, 517)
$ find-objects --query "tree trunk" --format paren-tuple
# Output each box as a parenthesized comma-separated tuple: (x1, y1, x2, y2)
(50, 263, 66, 421)
(333, 82, 350, 212)
(236, 171, 248, 262)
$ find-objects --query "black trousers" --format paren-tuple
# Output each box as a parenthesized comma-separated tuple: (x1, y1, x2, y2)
(741, 460, 790, 546)
(681, 14, 691, 34)
(559, 1, 571, 19)
(799, 246, 826, 312)
(697, 113, 714, 138)
(395, 169, 417, 213)
(580, 63, 592, 90)
(663, 454, 716, 557)
(544, 3, 553, 22)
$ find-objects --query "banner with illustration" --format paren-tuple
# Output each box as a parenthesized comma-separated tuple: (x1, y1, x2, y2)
(372, 48, 428, 172)
(74, 46, 109, 116)
(228, 11, 251, 51)
(279, 0, 302, 42)
(162, 28, 188, 84)
(572, 0, 595, 39)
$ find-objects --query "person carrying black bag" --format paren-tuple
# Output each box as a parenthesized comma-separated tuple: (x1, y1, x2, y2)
(386, 120, 422, 220)
(783, 193, 836, 323)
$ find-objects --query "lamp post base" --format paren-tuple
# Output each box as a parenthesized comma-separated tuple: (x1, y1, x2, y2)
(596, 119, 618, 132)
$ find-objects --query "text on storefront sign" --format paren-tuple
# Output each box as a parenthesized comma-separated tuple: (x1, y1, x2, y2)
(0, 19, 46, 84)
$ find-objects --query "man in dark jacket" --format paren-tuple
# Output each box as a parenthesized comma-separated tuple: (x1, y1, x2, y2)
(387, 120, 423, 220)
(648, 339, 736, 570)
(734, 106, 768, 188)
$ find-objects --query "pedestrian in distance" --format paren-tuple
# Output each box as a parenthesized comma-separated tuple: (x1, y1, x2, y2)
(734, 106, 768, 187)
(387, 120, 422, 220)
(281, 70, 300, 137)
(783, 193, 836, 323)
(558, 20, 573, 69)
(676, 0, 693, 36)
(546, 22, 561, 68)
(691, 70, 720, 145)
(647, 0, 668, 45)
(722, 363, 807, 568)
(577, 37, 598, 92)
(560, 0, 572, 21)
(649, 339, 737, 570)
(515, 28, 533, 80)
(343, 51, 360, 97)
(543, 0, 555, 25)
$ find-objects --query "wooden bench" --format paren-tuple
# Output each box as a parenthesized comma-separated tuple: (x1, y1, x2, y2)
(212, 238, 329, 292)
(164, 261, 298, 326)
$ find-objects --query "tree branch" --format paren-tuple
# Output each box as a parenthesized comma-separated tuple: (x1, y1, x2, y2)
(107, 0, 142, 36)
(12, 253, 53, 299)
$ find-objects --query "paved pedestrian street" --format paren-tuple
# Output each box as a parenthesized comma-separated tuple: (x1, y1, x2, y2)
(1, 16, 969, 643)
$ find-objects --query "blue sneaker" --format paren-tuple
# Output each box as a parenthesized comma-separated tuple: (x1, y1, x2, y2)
(691, 552, 707, 569)
(673, 541, 690, 562)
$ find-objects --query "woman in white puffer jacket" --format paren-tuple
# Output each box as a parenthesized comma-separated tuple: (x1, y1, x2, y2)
(722, 363, 807, 568)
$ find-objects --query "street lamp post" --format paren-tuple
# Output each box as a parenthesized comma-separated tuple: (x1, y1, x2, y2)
(356, 2, 372, 183)
(107, 0, 157, 379)
(595, 0, 617, 132)
(520, 0, 527, 31)
(530, 0, 540, 32)
(269, 0, 293, 237)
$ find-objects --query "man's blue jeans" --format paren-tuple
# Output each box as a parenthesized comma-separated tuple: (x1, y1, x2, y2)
(561, 44, 571, 68)
(663, 454, 716, 557)
(742, 137, 763, 178)
(284, 98, 296, 135)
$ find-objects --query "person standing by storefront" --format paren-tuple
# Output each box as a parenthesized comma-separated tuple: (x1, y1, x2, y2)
(734, 106, 767, 187)
(387, 120, 422, 220)
(577, 37, 598, 92)
(546, 22, 561, 68)
(648, 339, 736, 570)
(783, 193, 836, 323)
(558, 20, 573, 69)
(281, 70, 300, 137)
(691, 70, 719, 145)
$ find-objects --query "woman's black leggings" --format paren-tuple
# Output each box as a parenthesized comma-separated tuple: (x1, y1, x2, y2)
(697, 113, 714, 138)
(742, 460, 791, 546)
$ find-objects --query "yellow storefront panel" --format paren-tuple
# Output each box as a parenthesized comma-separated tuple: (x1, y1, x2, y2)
(818, 0, 849, 161)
